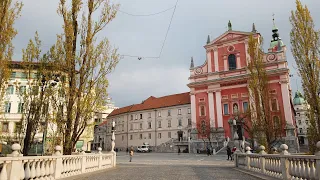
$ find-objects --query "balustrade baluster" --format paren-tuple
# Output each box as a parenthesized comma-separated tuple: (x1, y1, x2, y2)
(45, 160, 50, 178)
(50, 160, 55, 179)
(36, 160, 41, 178)
(20, 161, 25, 180)
(25, 161, 31, 179)
(0, 162, 8, 180)
(310, 160, 316, 179)
(30, 161, 36, 179)
(305, 160, 310, 179)
(299, 159, 304, 179)
(40, 160, 46, 178)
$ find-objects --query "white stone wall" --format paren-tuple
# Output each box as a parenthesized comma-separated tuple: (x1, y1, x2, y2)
(106, 104, 192, 150)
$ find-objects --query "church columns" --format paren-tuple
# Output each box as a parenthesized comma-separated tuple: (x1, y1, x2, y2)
(214, 49, 219, 72)
(215, 90, 223, 128)
(223, 55, 228, 71)
(208, 91, 215, 128)
(207, 50, 212, 73)
(236, 53, 241, 69)
(280, 80, 294, 125)
(190, 93, 197, 128)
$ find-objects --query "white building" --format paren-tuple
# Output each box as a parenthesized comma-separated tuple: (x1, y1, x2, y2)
(293, 91, 309, 146)
(103, 92, 192, 152)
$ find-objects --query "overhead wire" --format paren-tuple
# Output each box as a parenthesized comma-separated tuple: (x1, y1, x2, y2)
(118, 6, 175, 17)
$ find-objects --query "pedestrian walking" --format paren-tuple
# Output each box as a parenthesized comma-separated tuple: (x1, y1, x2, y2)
(129, 147, 134, 162)
(226, 146, 232, 160)
(178, 148, 181, 155)
(231, 146, 236, 161)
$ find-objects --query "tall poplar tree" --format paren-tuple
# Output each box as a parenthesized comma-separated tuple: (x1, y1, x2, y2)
(50, 0, 120, 154)
(247, 34, 283, 152)
(0, 0, 23, 111)
(290, 0, 320, 153)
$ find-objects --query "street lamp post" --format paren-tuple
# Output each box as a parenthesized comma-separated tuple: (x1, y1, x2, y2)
(111, 120, 115, 152)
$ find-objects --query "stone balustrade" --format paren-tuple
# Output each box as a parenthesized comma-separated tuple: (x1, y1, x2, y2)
(0, 145, 116, 180)
(235, 142, 320, 180)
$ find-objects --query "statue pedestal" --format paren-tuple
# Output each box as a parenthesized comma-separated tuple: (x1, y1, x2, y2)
(285, 123, 300, 153)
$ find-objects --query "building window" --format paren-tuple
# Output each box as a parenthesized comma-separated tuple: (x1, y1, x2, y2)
(271, 98, 278, 111)
(297, 113, 300, 116)
(4, 102, 11, 113)
(148, 122, 152, 129)
(188, 119, 192, 126)
(158, 111, 161, 117)
(122, 125, 124, 131)
(2, 122, 9, 132)
(178, 119, 182, 126)
(243, 102, 248, 112)
(223, 104, 229, 115)
(158, 133, 161, 139)
(131, 115, 133, 120)
(168, 120, 171, 127)
(298, 120, 301, 125)
(168, 110, 171, 116)
(21, 72, 27, 79)
(188, 108, 191, 114)
(168, 132, 171, 138)
(148, 113, 151, 118)
(306, 120, 309, 124)
(139, 134, 142, 139)
(32, 86, 39, 95)
(122, 135, 124, 141)
(140, 123, 143, 129)
(232, 103, 239, 114)
(18, 102, 24, 113)
(140, 114, 143, 119)
(200, 106, 205, 116)
(273, 116, 281, 128)
(228, 54, 236, 70)
(135, 114, 138, 120)
(158, 121, 162, 128)
(130, 124, 133, 130)
(6, 85, 14, 94)
(15, 122, 22, 133)
(10, 72, 16, 79)
(178, 109, 181, 115)
(299, 128, 303, 133)
(148, 133, 151, 139)
(19, 86, 26, 95)
(130, 135, 133, 140)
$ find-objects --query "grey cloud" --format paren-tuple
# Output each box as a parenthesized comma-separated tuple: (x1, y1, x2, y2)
(12, 0, 320, 107)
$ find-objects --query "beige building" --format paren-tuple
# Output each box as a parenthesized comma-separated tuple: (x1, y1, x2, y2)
(104, 92, 192, 152)
(0, 61, 95, 153)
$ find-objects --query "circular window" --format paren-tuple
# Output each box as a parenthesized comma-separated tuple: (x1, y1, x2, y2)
(228, 45, 235, 52)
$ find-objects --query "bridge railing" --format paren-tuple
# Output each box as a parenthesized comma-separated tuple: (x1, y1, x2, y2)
(0, 144, 116, 180)
(234, 142, 320, 180)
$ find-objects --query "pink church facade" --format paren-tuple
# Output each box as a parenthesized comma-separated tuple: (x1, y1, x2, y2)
(187, 21, 295, 141)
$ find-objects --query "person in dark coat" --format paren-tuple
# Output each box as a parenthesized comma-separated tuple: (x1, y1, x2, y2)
(227, 146, 232, 160)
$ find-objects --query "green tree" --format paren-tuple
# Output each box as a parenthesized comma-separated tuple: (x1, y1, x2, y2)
(0, 0, 23, 113)
(290, 0, 320, 153)
(50, 0, 120, 154)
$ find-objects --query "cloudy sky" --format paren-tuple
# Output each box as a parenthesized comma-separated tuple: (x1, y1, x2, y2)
(12, 0, 320, 107)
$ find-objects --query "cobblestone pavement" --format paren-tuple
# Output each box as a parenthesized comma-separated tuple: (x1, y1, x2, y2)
(70, 153, 261, 180)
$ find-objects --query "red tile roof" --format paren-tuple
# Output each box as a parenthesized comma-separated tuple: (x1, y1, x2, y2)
(99, 120, 108, 126)
(108, 92, 190, 117)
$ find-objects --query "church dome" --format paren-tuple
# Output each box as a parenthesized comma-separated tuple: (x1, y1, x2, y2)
(293, 91, 305, 105)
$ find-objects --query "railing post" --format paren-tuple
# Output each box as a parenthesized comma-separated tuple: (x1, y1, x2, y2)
(234, 152, 239, 167)
(98, 147, 102, 169)
(112, 152, 117, 167)
(315, 141, 320, 180)
(7, 143, 23, 180)
(81, 147, 86, 173)
(280, 144, 290, 180)
(53, 146, 62, 179)
(245, 146, 252, 169)
(259, 145, 267, 174)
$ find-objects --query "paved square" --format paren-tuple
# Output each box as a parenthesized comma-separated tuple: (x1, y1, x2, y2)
(71, 152, 262, 180)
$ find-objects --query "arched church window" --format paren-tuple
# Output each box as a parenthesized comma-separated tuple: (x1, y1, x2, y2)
(228, 54, 237, 70)
(200, 106, 205, 116)
(273, 116, 280, 127)
(271, 98, 278, 111)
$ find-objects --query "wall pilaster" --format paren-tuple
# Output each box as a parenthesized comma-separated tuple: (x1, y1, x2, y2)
(215, 90, 223, 128)
(208, 91, 215, 128)
(190, 93, 197, 128)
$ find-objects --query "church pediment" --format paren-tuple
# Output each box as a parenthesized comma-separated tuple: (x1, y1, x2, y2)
(206, 31, 253, 46)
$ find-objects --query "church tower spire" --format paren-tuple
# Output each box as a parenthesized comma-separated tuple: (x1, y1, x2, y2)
(251, 23, 257, 33)
(207, 35, 211, 44)
(269, 14, 284, 52)
(190, 57, 194, 69)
